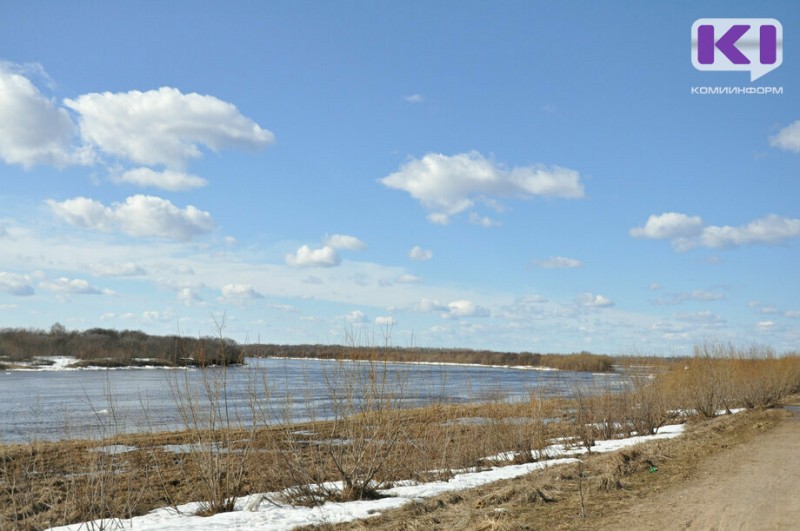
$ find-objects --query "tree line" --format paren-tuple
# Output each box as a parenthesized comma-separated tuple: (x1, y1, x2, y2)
(0, 325, 617, 372)
(0, 325, 243, 367)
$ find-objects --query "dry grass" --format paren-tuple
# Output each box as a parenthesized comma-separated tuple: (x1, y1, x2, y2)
(2, 342, 799, 530)
(315, 405, 791, 531)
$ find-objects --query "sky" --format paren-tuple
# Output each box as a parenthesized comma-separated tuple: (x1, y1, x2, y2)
(1, 1, 798, 355)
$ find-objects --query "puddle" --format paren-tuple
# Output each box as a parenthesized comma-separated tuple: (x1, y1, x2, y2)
(784, 405, 800, 417)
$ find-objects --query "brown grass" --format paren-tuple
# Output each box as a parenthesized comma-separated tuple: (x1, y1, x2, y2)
(2, 343, 799, 530)
(313, 405, 791, 531)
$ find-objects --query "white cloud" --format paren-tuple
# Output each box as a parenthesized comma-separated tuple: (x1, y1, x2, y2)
(285, 245, 341, 268)
(0, 63, 272, 190)
(324, 234, 367, 251)
(395, 274, 421, 284)
(535, 256, 583, 269)
(770, 120, 800, 153)
(632, 213, 800, 251)
(113, 167, 207, 191)
(89, 262, 146, 277)
(755, 320, 776, 331)
(39, 277, 105, 295)
(446, 299, 490, 318)
(47, 195, 216, 241)
(345, 310, 368, 323)
(694, 215, 800, 249)
(630, 212, 704, 240)
(468, 212, 501, 227)
(375, 316, 395, 326)
(177, 287, 204, 306)
(380, 151, 584, 224)
(64, 86, 274, 169)
(220, 283, 264, 301)
(0, 62, 87, 168)
(418, 298, 447, 313)
(409, 245, 433, 261)
(0, 272, 34, 296)
(577, 293, 614, 308)
(403, 94, 424, 103)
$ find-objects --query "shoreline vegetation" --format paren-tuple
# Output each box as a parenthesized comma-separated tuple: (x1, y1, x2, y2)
(1, 338, 799, 530)
(0, 326, 617, 373)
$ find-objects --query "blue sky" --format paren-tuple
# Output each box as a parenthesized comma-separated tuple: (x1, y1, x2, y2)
(1, 1, 798, 355)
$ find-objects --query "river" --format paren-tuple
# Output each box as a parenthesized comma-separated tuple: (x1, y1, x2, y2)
(1, 357, 624, 443)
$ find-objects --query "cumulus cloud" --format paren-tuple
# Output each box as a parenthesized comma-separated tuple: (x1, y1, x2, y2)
(380, 151, 584, 224)
(220, 283, 264, 302)
(446, 299, 490, 318)
(630, 212, 703, 240)
(417, 298, 489, 318)
(64, 86, 274, 169)
(409, 245, 433, 261)
(47, 195, 216, 241)
(0, 272, 34, 296)
(177, 287, 204, 306)
(770, 120, 800, 153)
(375, 316, 395, 326)
(39, 277, 108, 295)
(323, 234, 367, 251)
(631, 212, 800, 251)
(693, 215, 800, 249)
(285, 245, 341, 268)
(0, 62, 87, 168)
(0, 63, 273, 193)
(418, 298, 448, 313)
(113, 167, 207, 191)
(345, 310, 368, 323)
(403, 94, 425, 103)
(577, 293, 614, 308)
(535, 256, 583, 269)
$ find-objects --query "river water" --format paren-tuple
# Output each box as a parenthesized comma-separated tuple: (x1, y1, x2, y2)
(1, 357, 624, 443)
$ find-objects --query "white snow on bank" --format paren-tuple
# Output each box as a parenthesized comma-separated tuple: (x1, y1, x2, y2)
(47, 423, 687, 531)
(6, 356, 190, 371)
(9, 356, 81, 371)
(265, 356, 561, 371)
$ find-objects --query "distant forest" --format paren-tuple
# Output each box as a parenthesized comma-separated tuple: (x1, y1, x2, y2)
(0, 325, 243, 368)
(245, 344, 616, 372)
(0, 325, 615, 372)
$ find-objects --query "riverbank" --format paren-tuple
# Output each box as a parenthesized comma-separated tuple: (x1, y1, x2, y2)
(2, 348, 798, 530)
(332, 397, 800, 531)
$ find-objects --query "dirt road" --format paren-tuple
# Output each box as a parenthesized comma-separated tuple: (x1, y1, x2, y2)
(604, 405, 800, 530)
